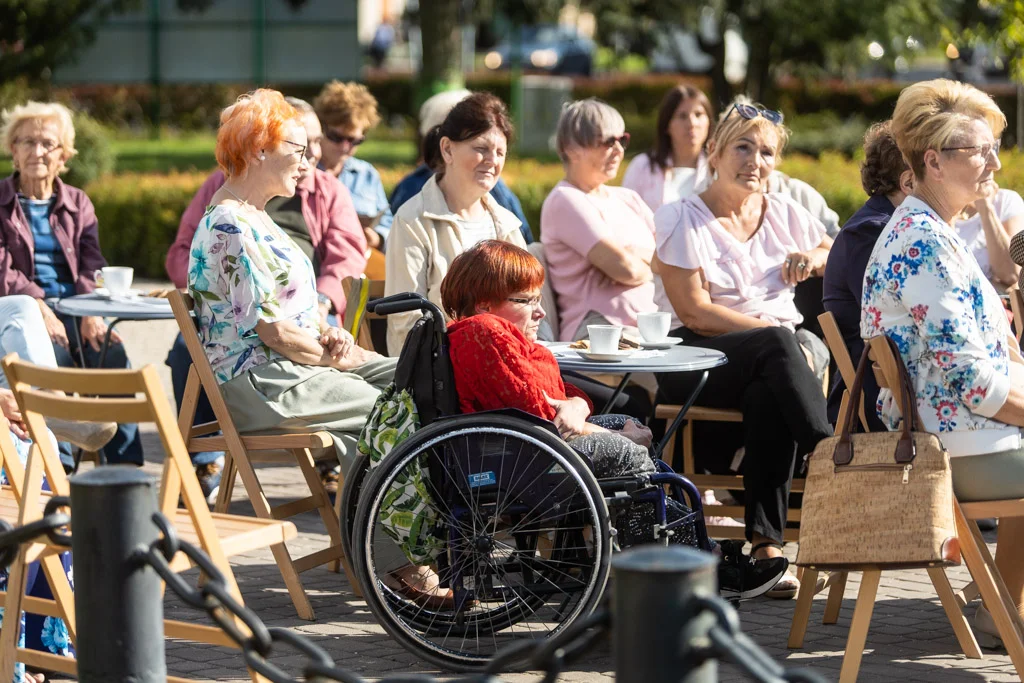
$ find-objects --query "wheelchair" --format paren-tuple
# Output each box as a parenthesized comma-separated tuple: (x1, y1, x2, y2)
(341, 294, 711, 671)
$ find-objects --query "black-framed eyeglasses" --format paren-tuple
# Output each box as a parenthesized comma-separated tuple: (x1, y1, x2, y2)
(599, 133, 630, 150)
(941, 141, 1001, 159)
(725, 103, 784, 125)
(506, 295, 543, 308)
(283, 139, 308, 159)
(14, 138, 61, 153)
(324, 129, 366, 147)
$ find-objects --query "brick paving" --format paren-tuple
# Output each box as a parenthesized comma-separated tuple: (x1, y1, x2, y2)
(46, 280, 1022, 682)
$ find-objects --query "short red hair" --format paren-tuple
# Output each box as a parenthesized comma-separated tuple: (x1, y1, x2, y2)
(441, 240, 545, 319)
(215, 89, 300, 178)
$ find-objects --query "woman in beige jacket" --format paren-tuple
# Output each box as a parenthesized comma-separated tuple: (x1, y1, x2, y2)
(385, 92, 526, 355)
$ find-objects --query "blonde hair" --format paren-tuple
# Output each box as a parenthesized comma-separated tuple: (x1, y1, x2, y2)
(313, 81, 380, 131)
(892, 79, 1006, 179)
(555, 98, 624, 163)
(1, 101, 78, 172)
(706, 98, 789, 176)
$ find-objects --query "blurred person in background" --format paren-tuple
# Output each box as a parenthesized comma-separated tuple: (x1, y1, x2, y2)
(822, 121, 913, 431)
(654, 101, 833, 599)
(389, 89, 533, 243)
(385, 92, 526, 355)
(0, 101, 142, 467)
(314, 81, 391, 279)
(165, 96, 367, 502)
(953, 180, 1023, 290)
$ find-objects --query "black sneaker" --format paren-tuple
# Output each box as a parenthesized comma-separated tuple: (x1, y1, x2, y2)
(717, 539, 789, 600)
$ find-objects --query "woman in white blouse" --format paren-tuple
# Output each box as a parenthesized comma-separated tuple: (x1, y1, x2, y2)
(654, 101, 834, 599)
(954, 185, 1024, 288)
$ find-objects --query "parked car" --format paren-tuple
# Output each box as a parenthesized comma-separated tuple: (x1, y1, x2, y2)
(484, 25, 594, 76)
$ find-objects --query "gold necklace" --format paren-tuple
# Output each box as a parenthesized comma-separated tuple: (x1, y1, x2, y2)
(221, 185, 274, 232)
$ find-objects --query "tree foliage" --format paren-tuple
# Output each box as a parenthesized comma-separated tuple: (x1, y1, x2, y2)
(0, 0, 140, 83)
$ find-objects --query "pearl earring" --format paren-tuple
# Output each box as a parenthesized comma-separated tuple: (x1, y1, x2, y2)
(259, 154, 266, 161)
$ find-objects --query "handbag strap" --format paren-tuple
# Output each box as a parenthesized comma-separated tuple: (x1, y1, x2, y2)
(833, 336, 918, 466)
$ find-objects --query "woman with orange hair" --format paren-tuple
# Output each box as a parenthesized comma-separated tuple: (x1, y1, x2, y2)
(187, 89, 397, 484)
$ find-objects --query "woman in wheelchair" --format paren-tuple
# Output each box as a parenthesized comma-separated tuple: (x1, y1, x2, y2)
(440, 240, 788, 598)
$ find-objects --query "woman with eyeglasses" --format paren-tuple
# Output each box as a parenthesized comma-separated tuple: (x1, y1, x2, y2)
(951, 157, 1023, 290)
(313, 81, 392, 261)
(0, 100, 145, 468)
(541, 98, 659, 342)
(863, 80, 1024, 642)
(188, 89, 396, 483)
(384, 92, 527, 356)
(654, 99, 834, 599)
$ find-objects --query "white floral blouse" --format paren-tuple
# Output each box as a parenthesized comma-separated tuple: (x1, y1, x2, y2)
(188, 204, 320, 383)
(861, 196, 1020, 457)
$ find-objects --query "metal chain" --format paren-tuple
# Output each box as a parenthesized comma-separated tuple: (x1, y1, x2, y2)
(133, 510, 818, 683)
(0, 496, 72, 569)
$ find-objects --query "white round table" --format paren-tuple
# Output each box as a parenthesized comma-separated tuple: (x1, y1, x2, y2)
(54, 293, 173, 367)
(547, 343, 728, 460)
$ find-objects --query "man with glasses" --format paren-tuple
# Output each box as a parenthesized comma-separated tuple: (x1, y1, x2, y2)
(164, 96, 367, 502)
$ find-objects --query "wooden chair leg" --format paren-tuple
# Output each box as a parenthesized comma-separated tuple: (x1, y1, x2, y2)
(788, 567, 819, 649)
(269, 542, 315, 621)
(0, 549, 30, 682)
(214, 450, 237, 513)
(967, 518, 1024, 640)
(839, 569, 881, 683)
(823, 570, 848, 625)
(928, 566, 982, 659)
(956, 504, 1024, 677)
(293, 449, 344, 574)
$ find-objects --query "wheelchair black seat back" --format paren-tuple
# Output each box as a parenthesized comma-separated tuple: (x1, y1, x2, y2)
(340, 293, 707, 671)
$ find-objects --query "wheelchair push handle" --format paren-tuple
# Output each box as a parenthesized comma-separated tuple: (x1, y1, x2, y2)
(368, 292, 446, 323)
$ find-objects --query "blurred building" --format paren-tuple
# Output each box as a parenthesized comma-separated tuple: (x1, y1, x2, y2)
(53, 0, 360, 85)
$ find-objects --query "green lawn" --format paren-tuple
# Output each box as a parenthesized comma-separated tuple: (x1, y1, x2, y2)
(0, 134, 419, 177)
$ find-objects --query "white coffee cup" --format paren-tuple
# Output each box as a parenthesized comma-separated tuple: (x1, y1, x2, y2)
(637, 311, 672, 343)
(588, 325, 623, 354)
(95, 267, 134, 296)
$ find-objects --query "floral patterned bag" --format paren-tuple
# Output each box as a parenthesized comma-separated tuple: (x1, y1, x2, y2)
(357, 384, 445, 565)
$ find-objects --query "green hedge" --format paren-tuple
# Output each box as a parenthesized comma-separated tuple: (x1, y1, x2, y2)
(86, 149, 1024, 279)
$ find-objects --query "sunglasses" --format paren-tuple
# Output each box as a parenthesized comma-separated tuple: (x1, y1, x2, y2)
(324, 129, 366, 147)
(599, 133, 631, 150)
(725, 103, 784, 125)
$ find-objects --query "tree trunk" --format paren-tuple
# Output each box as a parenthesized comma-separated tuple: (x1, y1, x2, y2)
(696, 30, 732, 111)
(418, 0, 464, 105)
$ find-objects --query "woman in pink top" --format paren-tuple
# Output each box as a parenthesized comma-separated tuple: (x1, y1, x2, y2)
(654, 101, 834, 599)
(540, 98, 658, 341)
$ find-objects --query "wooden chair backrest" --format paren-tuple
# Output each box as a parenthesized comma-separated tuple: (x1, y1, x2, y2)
(342, 276, 386, 353)
(1009, 286, 1024, 343)
(866, 336, 905, 409)
(817, 311, 869, 431)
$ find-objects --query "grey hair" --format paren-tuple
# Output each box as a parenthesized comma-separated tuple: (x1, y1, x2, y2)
(555, 98, 624, 162)
(284, 96, 314, 114)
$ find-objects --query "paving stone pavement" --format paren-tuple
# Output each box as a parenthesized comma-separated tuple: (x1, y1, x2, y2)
(45, 280, 1022, 682)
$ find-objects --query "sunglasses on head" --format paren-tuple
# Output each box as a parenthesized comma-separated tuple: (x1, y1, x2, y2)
(599, 133, 631, 150)
(725, 103, 784, 125)
(324, 130, 366, 147)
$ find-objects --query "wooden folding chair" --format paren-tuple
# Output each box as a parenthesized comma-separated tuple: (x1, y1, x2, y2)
(342, 275, 387, 353)
(788, 315, 985, 680)
(1, 354, 299, 682)
(0, 421, 76, 680)
(1008, 286, 1024, 343)
(168, 291, 358, 619)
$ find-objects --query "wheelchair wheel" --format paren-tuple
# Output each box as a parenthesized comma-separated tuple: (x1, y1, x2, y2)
(340, 452, 371, 567)
(351, 413, 611, 671)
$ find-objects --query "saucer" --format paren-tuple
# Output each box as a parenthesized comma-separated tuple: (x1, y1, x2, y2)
(575, 349, 634, 362)
(94, 288, 141, 300)
(638, 336, 683, 350)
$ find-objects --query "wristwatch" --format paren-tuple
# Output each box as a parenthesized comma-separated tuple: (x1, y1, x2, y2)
(316, 292, 331, 310)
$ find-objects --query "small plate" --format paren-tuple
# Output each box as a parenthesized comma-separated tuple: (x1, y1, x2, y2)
(638, 336, 683, 350)
(94, 288, 141, 300)
(575, 349, 634, 362)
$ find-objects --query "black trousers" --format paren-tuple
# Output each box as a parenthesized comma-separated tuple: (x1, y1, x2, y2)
(656, 326, 832, 543)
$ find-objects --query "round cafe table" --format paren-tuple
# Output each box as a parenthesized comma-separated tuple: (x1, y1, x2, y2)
(546, 343, 727, 460)
(54, 292, 174, 368)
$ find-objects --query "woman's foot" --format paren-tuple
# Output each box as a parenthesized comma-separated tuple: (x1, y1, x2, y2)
(717, 540, 789, 600)
(48, 417, 117, 452)
(974, 603, 1007, 650)
(383, 565, 455, 609)
(751, 540, 799, 599)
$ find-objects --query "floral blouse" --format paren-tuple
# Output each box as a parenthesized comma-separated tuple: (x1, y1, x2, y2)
(188, 204, 320, 383)
(861, 196, 1019, 457)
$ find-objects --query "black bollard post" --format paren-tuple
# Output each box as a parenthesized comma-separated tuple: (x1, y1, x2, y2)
(612, 545, 719, 683)
(70, 467, 166, 682)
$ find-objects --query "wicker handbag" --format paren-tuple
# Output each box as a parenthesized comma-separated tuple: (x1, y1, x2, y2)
(796, 338, 959, 569)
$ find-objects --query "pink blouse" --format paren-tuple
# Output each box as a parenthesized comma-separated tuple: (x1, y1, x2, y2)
(654, 193, 826, 330)
(540, 181, 658, 340)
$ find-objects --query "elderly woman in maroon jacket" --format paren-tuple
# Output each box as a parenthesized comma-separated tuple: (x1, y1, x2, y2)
(0, 101, 142, 466)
